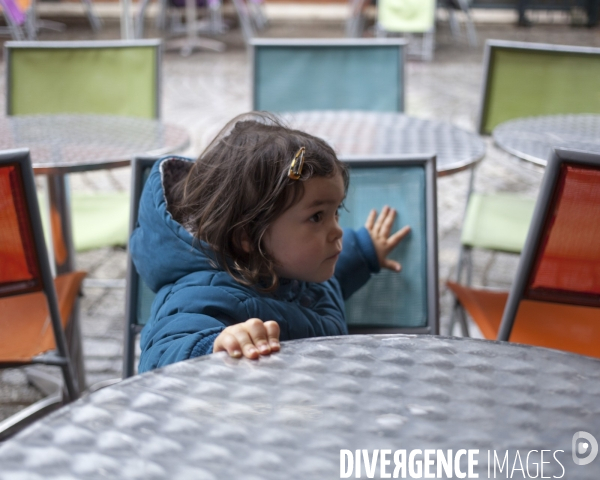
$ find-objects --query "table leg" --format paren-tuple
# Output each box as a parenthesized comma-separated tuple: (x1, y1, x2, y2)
(46, 173, 87, 391)
(166, 0, 225, 55)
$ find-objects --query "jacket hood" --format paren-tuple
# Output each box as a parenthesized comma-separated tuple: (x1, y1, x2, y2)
(130, 156, 216, 293)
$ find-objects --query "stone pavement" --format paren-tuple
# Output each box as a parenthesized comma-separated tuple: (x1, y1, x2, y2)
(1, 10, 599, 424)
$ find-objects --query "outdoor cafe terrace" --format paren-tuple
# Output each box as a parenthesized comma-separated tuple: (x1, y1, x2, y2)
(0, 2, 599, 477)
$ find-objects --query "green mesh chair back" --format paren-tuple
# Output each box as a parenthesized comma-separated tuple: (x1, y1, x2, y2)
(5, 40, 161, 118)
(478, 40, 600, 135)
(4, 40, 162, 254)
(377, 0, 436, 33)
(123, 157, 158, 378)
(339, 155, 439, 334)
(251, 38, 406, 113)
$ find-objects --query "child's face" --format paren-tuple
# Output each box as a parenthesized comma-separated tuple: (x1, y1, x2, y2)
(263, 173, 345, 283)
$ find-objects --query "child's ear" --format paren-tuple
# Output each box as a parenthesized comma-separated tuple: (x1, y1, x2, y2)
(240, 231, 252, 253)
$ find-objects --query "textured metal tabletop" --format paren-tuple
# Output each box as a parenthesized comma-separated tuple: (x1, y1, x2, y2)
(282, 111, 486, 176)
(1, 335, 599, 479)
(493, 114, 600, 167)
(0, 114, 191, 174)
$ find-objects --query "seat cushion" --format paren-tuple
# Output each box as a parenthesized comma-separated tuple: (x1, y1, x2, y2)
(71, 192, 130, 252)
(0, 271, 86, 363)
(460, 193, 535, 253)
(447, 281, 600, 359)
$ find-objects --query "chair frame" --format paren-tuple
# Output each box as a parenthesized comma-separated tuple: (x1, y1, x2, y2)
(498, 147, 600, 342)
(0, 148, 79, 439)
(4, 39, 163, 119)
(123, 156, 159, 379)
(477, 40, 600, 136)
(341, 154, 439, 335)
(448, 39, 600, 335)
(249, 38, 407, 113)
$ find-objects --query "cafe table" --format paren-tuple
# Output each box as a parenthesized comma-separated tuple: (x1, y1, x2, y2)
(1, 334, 598, 479)
(493, 113, 600, 167)
(281, 111, 487, 176)
(0, 113, 190, 389)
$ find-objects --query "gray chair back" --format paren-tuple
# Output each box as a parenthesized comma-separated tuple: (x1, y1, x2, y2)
(340, 155, 439, 334)
(250, 38, 406, 113)
(123, 157, 158, 378)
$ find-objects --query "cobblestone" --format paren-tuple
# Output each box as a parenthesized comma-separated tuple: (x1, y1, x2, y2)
(1, 12, 599, 424)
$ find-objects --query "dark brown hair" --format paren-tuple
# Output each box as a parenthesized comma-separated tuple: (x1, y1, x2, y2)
(170, 112, 349, 290)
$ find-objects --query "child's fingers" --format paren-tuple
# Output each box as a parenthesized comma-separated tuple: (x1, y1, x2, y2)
(388, 225, 411, 247)
(229, 327, 260, 359)
(380, 207, 397, 238)
(264, 320, 281, 351)
(244, 318, 273, 356)
(383, 259, 402, 272)
(213, 331, 244, 359)
(372, 205, 389, 234)
(364, 209, 377, 230)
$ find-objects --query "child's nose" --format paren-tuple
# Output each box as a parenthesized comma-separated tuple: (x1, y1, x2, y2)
(329, 222, 343, 242)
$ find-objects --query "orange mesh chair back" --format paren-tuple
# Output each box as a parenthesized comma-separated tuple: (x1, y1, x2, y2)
(0, 148, 85, 438)
(496, 148, 600, 357)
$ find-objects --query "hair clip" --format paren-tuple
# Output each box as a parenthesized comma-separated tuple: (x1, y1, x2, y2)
(288, 147, 305, 180)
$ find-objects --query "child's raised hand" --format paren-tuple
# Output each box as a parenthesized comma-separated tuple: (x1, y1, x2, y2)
(365, 206, 411, 272)
(213, 318, 281, 359)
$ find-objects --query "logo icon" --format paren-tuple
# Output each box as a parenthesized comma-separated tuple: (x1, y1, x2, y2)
(572, 431, 598, 466)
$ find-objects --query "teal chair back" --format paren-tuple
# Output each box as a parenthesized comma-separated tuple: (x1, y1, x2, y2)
(339, 155, 439, 334)
(251, 38, 406, 113)
(478, 40, 600, 135)
(123, 157, 158, 378)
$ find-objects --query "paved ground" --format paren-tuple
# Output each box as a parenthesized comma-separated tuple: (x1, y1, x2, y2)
(1, 8, 599, 424)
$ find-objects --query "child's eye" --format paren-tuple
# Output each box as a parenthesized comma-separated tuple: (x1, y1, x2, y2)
(310, 212, 323, 223)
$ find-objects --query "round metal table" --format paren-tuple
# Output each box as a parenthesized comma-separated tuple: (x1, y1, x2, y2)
(282, 111, 486, 176)
(493, 114, 600, 167)
(1, 335, 598, 479)
(0, 114, 191, 174)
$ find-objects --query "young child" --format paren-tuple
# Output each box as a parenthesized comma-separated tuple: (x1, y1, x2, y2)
(131, 112, 410, 373)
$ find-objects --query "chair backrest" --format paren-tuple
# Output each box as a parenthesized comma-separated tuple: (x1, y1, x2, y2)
(477, 40, 600, 135)
(5, 40, 162, 118)
(377, 0, 436, 33)
(339, 154, 439, 334)
(498, 148, 600, 343)
(123, 156, 159, 378)
(0, 148, 78, 398)
(250, 38, 406, 113)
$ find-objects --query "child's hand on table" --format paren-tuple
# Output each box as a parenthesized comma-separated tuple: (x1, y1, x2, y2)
(365, 205, 411, 272)
(213, 318, 280, 359)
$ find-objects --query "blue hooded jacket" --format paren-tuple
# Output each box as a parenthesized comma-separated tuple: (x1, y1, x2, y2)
(130, 157, 380, 373)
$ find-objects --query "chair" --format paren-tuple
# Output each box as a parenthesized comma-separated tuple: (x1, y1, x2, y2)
(449, 40, 600, 334)
(340, 154, 439, 334)
(439, 0, 477, 47)
(122, 153, 439, 375)
(376, 0, 436, 61)
(135, 0, 226, 40)
(123, 156, 158, 378)
(0, 0, 33, 40)
(448, 147, 600, 359)
(478, 41, 600, 136)
(0, 148, 86, 439)
(4, 39, 162, 253)
(250, 38, 406, 113)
